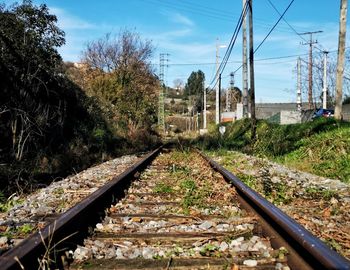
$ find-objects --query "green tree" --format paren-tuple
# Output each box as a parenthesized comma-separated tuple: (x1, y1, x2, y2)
(184, 70, 205, 113)
(0, 0, 66, 161)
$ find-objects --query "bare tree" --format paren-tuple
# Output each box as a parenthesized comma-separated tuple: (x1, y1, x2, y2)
(81, 30, 158, 131)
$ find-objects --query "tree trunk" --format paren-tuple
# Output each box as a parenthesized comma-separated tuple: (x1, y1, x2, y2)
(335, 0, 348, 120)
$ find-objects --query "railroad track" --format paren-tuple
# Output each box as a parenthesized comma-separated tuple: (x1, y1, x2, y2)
(0, 146, 349, 269)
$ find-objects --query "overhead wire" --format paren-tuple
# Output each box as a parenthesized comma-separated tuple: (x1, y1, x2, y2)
(232, 0, 295, 75)
(154, 53, 309, 67)
(140, 0, 301, 34)
(143, 0, 234, 22)
(208, 1, 249, 89)
(254, 0, 295, 54)
(266, 0, 324, 52)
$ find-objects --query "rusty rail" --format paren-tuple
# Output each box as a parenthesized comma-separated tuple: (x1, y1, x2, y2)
(0, 146, 162, 270)
(200, 151, 350, 270)
(1, 145, 350, 269)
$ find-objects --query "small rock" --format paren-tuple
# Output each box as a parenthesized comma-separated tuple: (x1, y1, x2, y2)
(122, 217, 130, 223)
(123, 241, 133, 247)
(93, 239, 105, 249)
(95, 223, 104, 230)
(31, 206, 52, 216)
(142, 247, 154, 259)
(236, 237, 244, 242)
(73, 246, 92, 261)
(104, 248, 115, 259)
(330, 197, 338, 205)
(243, 259, 258, 267)
(198, 221, 213, 230)
(236, 224, 245, 230)
(0, 236, 8, 246)
(219, 242, 229, 251)
(158, 250, 165, 257)
(240, 243, 249, 251)
(252, 241, 267, 251)
(149, 220, 160, 227)
(249, 236, 260, 243)
(271, 176, 281, 183)
(263, 250, 271, 258)
(129, 248, 141, 259)
(116, 248, 125, 259)
(275, 262, 283, 270)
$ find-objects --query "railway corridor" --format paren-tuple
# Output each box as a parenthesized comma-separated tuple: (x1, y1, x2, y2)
(71, 150, 290, 269)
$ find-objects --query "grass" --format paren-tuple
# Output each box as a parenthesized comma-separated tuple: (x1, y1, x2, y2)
(0, 192, 24, 213)
(197, 118, 350, 183)
(304, 186, 337, 200)
(278, 128, 350, 182)
(153, 183, 173, 193)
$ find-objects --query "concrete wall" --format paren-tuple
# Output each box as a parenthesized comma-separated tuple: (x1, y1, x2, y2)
(280, 111, 302, 125)
(256, 102, 350, 122)
(256, 103, 309, 119)
(343, 104, 350, 121)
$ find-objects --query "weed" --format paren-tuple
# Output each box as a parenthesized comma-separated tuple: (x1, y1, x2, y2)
(153, 183, 173, 193)
(180, 179, 196, 191)
(326, 238, 342, 252)
(236, 173, 257, 190)
(304, 187, 337, 200)
(52, 187, 64, 196)
(0, 193, 23, 213)
(169, 164, 191, 176)
(199, 243, 221, 257)
(17, 224, 34, 235)
(269, 183, 292, 205)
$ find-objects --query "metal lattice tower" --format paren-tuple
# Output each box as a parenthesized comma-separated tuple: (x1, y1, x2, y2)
(226, 72, 234, 112)
(158, 53, 169, 132)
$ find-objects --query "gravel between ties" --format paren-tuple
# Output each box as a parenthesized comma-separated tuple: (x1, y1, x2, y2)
(72, 150, 291, 269)
(0, 154, 140, 254)
(210, 150, 350, 259)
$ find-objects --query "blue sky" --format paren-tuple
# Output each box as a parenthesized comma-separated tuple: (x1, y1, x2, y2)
(4, 0, 350, 102)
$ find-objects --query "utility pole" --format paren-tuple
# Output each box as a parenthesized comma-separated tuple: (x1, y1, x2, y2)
(242, 0, 249, 117)
(158, 53, 169, 133)
(335, 0, 348, 120)
(323, 51, 329, 109)
(226, 72, 234, 112)
(203, 85, 207, 129)
(215, 39, 226, 124)
(215, 39, 220, 124)
(218, 73, 222, 123)
(299, 31, 323, 109)
(248, 0, 256, 140)
(297, 57, 302, 111)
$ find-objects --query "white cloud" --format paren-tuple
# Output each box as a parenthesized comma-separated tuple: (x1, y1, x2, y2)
(170, 13, 194, 27)
(50, 7, 97, 30)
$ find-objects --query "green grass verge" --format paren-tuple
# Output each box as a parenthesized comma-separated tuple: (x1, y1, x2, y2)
(196, 118, 350, 183)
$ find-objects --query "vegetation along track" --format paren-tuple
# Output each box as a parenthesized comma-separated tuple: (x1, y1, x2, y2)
(0, 146, 349, 269)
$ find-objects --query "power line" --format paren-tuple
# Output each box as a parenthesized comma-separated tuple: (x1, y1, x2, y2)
(143, 0, 234, 22)
(152, 48, 345, 67)
(254, 0, 295, 53)
(141, 0, 301, 33)
(208, 1, 249, 88)
(232, 0, 295, 75)
(266, 0, 325, 52)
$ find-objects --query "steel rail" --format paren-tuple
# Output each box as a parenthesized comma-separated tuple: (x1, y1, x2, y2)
(200, 151, 350, 270)
(0, 146, 163, 270)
